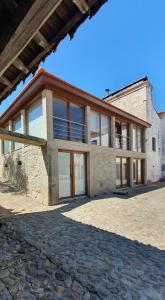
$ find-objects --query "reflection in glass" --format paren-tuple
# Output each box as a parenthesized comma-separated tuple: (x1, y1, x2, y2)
(58, 152, 71, 198)
(74, 153, 86, 195)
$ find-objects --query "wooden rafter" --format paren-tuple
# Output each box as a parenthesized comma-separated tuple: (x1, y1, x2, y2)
(0, 0, 63, 77)
(34, 31, 50, 50)
(13, 58, 29, 74)
(0, 76, 13, 88)
(72, 0, 89, 14)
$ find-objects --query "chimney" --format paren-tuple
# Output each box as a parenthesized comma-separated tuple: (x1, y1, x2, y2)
(105, 88, 110, 98)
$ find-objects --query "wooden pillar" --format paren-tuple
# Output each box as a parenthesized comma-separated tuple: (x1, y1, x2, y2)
(110, 116, 115, 148)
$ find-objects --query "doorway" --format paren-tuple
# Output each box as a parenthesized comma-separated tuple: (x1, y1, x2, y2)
(133, 159, 144, 185)
(58, 151, 86, 199)
(116, 157, 129, 188)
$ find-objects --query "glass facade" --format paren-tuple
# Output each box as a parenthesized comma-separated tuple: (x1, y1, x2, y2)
(133, 126, 143, 152)
(53, 99, 85, 142)
(13, 115, 22, 150)
(27, 100, 43, 138)
(116, 157, 129, 188)
(3, 125, 10, 154)
(90, 111, 110, 146)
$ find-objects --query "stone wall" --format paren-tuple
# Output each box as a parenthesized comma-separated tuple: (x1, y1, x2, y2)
(0, 145, 49, 204)
(89, 146, 116, 196)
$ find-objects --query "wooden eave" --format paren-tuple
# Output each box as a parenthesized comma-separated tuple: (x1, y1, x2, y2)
(0, 0, 107, 103)
(0, 69, 151, 128)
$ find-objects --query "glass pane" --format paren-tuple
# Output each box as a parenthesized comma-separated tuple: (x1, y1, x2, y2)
(116, 157, 121, 187)
(121, 123, 128, 150)
(70, 103, 84, 124)
(70, 104, 85, 142)
(137, 160, 142, 184)
(90, 111, 100, 145)
(133, 126, 137, 151)
(13, 116, 22, 150)
(27, 100, 43, 138)
(74, 153, 86, 195)
(137, 128, 142, 152)
(133, 160, 137, 184)
(3, 125, 10, 154)
(58, 152, 71, 198)
(122, 158, 128, 186)
(101, 115, 109, 146)
(53, 99, 68, 139)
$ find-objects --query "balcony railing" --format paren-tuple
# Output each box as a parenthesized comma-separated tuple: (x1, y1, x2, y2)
(115, 134, 130, 150)
(53, 116, 87, 143)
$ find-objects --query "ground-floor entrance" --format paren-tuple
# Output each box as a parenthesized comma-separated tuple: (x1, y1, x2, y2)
(116, 157, 129, 188)
(133, 158, 144, 185)
(58, 150, 86, 199)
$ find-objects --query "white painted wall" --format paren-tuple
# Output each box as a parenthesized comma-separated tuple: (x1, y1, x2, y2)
(105, 81, 161, 183)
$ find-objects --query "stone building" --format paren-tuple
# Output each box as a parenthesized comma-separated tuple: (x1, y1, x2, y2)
(0, 69, 150, 205)
(104, 77, 162, 183)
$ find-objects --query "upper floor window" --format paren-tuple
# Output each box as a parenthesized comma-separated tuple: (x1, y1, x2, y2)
(152, 137, 156, 152)
(27, 100, 43, 138)
(90, 111, 109, 146)
(53, 99, 85, 142)
(133, 126, 143, 152)
(3, 125, 10, 154)
(13, 115, 22, 150)
(115, 120, 129, 150)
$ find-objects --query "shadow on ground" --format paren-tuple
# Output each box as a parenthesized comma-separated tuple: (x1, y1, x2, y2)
(0, 192, 165, 299)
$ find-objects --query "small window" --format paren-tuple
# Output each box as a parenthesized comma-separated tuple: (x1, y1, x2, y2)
(152, 137, 156, 152)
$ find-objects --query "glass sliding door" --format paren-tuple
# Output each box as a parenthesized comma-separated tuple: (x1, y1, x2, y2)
(133, 159, 143, 185)
(58, 152, 71, 198)
(116, 157, 121, 187)
(58, 151, 86, 199)
(74, 153, 86, 196)
(116, 157, 129, 188)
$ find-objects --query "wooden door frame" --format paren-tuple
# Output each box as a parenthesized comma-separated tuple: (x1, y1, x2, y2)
(58, 149, 87, 199)
(116, 157, 129, 189)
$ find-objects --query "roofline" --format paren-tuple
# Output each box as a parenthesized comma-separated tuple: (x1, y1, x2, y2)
(0, 69, 151, 128)
(103, 76, 148, 99)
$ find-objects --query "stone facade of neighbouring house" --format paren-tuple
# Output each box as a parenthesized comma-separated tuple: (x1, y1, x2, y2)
(104, 77, 161, 183)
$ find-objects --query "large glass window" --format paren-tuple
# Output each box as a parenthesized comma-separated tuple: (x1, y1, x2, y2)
(3, 125, 10, 154)
(53, 99, 85, 142)
(133, 126, 143, 152)
(115, 120, 129, 150)
(27, 100, 43, 138)
(53, 99, 68, 140)
(133, 159, 143, 185)
(90, 111, 110, 146)
(13, 116, 22, 150)
(90, 111, 100, 145)
(101, 115, 109, 146)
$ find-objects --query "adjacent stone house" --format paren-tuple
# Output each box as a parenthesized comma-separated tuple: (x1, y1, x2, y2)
(104, 77, 162, 183)
(0, 69, 150, 205)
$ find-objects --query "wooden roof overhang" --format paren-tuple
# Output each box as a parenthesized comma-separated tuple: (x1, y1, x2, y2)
(0, 0, 107, 103)
(0, 69, 151, 128)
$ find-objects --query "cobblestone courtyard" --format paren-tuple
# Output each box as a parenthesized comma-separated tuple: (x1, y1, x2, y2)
(0, 181, 165, 299)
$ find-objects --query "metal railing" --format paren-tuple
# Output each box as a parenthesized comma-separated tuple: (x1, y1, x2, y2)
(115, 134, 131, 150)
(53, 116, 86, 142)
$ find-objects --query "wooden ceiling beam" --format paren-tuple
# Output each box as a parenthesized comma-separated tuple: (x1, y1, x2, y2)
(0, 0, 63, 77)
(72, 0, 89, 14)
(0, 76, 13, 89)
(34, 31, 50, 50)
(13, 58, 29, 74)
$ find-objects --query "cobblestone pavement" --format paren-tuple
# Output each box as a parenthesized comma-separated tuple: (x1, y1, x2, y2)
(0, 182, 165, 299)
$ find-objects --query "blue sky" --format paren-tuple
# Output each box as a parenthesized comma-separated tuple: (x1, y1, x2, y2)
(1, 0, 165, 113)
